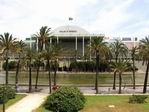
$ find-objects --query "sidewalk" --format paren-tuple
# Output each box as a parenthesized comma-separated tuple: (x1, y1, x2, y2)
(6, 93, 48, 112)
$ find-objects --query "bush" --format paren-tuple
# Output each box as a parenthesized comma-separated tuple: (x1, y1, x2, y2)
(129, 95, 148, 104)
(44, 86, 86, 112)
(0, 86, 16, 104)
(3, 61, 17, 70)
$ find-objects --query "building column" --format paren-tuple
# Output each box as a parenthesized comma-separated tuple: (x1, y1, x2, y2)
(50, 38, 52, 44)
(75, 37, 77, 50)
(30, 38, 32, 49)
(82, 36, 84, 57)
(36, 38, 38, 52)
(43, 43, 45, 50)
(90, 36, 92, 60)
(57, 36, 59, 44)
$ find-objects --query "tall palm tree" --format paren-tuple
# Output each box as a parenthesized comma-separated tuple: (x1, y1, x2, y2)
(91, 36, 109, 94)
(15, 40, 26, 91)
(34, 51, 42, 90)
(25, 49, 35, 92)
(0, 33, 16, 84)
(111, 60, 128, 94)
(42, 47, 53, 93)
(139, 37, 149, 93)
(110, 39, 128, 90)
(130, 46, 138, 89)
(33, 26, 51, 51)
(51, 44, 63, 86)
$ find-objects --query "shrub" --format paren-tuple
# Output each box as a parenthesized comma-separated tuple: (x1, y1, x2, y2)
(44, 86, 86, 112)
(129, 95, 148, 104)
(3, 61, 17, 70)
(0, 86, 16, 104)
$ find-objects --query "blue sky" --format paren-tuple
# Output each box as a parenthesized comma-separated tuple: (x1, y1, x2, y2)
(0, 0, 148, 40)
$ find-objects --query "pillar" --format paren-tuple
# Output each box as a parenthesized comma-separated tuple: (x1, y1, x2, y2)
(36, 38, 38, 52)
(90, 36, 92, 60)
(57, 36, 59, 44)
(75, 37, 77, 50)
(30, 38, 32, 49)
(43, 43, 45, 50)
(50, 38, 52, 44)
(82, 36, 84, 57)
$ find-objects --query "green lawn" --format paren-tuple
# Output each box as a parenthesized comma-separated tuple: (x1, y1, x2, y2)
(0, 94, 26, 112)
(35, 95, 149, 112)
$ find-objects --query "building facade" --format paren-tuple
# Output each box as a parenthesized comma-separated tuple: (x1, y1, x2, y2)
(24, 25, 139, 58)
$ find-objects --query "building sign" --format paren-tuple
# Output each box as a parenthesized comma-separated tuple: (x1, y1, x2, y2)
(122, 37, 131, 41)
(59, 30, 77, 33)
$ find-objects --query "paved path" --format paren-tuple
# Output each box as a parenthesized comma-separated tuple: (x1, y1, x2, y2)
(6, 93, 48, 112)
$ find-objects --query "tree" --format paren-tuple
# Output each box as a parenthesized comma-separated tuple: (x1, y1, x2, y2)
(139, 37, 149, 93)
(0, 33, 16, 85)
(90, 36, 109, 94)
(25, 49, 35, 92)
(42, 47, 53, 93)
(111, 60, 128, 94)
(110, 39, 128, 90)
(34, 51, 42, 90)
(33, 26, 51, 51)
(130, 46, 138, 89)
(51, 44, 63, 86)
(14, 40, 26, 91)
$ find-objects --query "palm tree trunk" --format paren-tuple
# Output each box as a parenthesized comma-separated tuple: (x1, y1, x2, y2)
(54, 60, 57, 86)
(113, 71, 116, 90)
(119, 73, 122, 94)
(143, 61, 149, 93)
(95, 50, 99, 94)
(29, 58, 32, 93)
(47, 60, 52, 93)
(35, 64, 40, 90)
(132, 58, 135, 89)
(15, 57, 20, 91)
(113, 55, 118, 90)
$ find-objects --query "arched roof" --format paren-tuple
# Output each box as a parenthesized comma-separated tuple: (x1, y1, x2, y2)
(51, 25, 90, 37)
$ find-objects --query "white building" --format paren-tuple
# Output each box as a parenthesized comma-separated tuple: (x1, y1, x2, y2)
(24, 25, 139, 58)
(24, 25, 105, 59)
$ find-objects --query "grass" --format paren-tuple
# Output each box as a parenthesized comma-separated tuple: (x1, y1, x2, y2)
(82, 95, 149, 112)
(35, 95, 149, 112)
(0, 94, 26, 112)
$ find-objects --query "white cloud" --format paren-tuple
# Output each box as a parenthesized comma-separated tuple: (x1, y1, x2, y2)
(0, 0, 98, 39)
(85, 0, 135, 36)
(0, 0, 148, 40)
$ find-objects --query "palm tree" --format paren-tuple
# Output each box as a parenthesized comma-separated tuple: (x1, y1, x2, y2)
(0, 33, 16, 85)
(51, 44, 63, 86)
(34, 51, 42, 90)
(33, 26, 51, 51)
(139, 37, 149, 93)
(111, 60, 128, 94)
(130, 46, 138, 89)
(25, 49, 35, 92)
(15, 40, 26, 91)
(91, 36, 109, 94)
(110, 39, 128, 90)
(42, 47, 53, 93)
